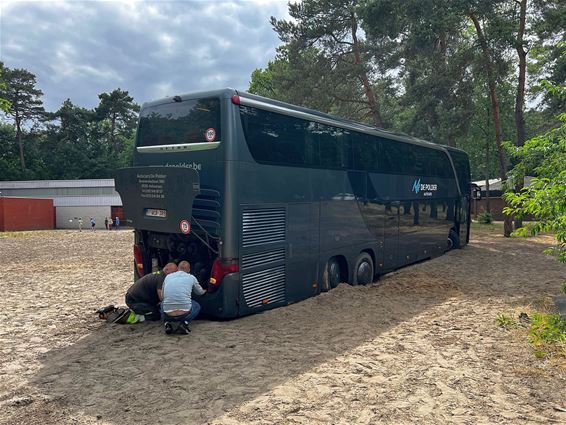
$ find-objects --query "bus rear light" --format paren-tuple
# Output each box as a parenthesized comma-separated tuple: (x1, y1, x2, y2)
(209, 258, 239, 292)
(231, 95, 241, 105)
(134, 244, 145, 277)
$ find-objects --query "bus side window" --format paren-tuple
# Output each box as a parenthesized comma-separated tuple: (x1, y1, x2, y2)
(352, 133, 378, 171)
(305, 121, 320, 167)
(319, 123, 342, 169)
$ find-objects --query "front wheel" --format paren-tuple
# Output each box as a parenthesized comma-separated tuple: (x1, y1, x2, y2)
(352, 253, 374, 285)
(447, 229, 460, 250)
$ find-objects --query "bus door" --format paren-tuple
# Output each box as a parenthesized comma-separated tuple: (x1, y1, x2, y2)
(383, 201, 401, 270)
(286, 203, 319, 303)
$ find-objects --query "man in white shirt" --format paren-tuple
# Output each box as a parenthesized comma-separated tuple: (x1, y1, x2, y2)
(161, 260, 206, 334)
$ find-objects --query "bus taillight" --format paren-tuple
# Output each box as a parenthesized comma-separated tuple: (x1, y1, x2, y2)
(231, 95, 240, 105)
(209, 258, 239, 292)
(134, 244, 145, 277)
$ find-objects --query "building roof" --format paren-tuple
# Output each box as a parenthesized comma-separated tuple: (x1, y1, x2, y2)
(0, 179, 115, 189)
(0, 179, 122, 207)
(472, 176, 533, 192)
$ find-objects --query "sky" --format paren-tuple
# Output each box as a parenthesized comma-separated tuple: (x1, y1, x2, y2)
(0, 0, 290, 112)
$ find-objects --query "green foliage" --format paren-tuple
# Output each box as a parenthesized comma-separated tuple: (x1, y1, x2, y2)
(561, 280, 566, 295)
(478, 211, 493, 224)
(528, 313, 566, 345)
(0, 64, 46, 171)
(504, 93, 566, 261)
(0, 62, 11, 113)
(496, 313, 517, 329)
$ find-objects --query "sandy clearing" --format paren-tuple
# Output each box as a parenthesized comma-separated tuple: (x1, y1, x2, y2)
(0, 229, 564, 424)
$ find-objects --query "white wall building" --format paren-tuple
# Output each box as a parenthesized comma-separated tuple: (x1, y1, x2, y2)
(0, 179, 123, 229)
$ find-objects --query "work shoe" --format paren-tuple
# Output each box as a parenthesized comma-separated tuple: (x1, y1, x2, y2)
(178, 322, 191, 335)
(164, 322, 175, 335)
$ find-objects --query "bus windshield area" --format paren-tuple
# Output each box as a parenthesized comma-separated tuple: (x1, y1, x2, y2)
(137, 97, 221, 147)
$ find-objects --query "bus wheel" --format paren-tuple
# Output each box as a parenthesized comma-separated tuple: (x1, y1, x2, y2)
(353, 253, 374, 285)
(448, 229, 460, 250)
(322, 258, 341, 291)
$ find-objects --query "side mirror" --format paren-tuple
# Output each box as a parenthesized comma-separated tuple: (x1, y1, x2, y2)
(471, 185, 482, 200)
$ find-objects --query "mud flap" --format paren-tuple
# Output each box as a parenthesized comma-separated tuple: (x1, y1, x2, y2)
(115, 166, 200, 234)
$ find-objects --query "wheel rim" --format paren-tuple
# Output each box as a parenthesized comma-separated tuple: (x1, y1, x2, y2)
(329, 261, 340, 288)
(447, 237, 454, 250)
(357, 261, 372, 285)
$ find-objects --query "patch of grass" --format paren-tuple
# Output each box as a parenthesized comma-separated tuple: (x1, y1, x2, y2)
(497, 313, 517, 329)
(528, 312, 566, 363)
(471, 221, 504, 234)
(561, 280, 566, 295)
(498, 310, 566, 364)
(528, 313, 566, 345)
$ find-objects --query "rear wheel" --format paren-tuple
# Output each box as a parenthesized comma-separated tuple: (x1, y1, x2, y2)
(322, 258, 341, 291)
(352, 253, 374, 285)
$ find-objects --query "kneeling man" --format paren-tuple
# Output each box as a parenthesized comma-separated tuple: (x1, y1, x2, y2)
(161, 260, 206, 334)
(125, 262, 178, 322)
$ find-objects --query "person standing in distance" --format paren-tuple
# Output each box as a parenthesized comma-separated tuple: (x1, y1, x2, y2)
(161, 260, 206, 334)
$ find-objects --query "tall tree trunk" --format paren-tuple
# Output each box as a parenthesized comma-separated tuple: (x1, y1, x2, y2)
(470, 12, 513, 237)
(439, 31, 457, 148)
(15, 115, 25, 170)
(514, 0, 528, 230)
(447, 134, 456, 147)
(350, 13, 383, 128)
(485, 134, 491, 213)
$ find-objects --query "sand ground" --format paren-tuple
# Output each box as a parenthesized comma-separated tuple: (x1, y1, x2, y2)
(0, 228, 565, 425)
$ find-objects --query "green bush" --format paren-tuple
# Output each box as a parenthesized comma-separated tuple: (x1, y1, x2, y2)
(528, 313, 566, 345)
(478, 211, 493, 224)
(561, 280, 566, 295)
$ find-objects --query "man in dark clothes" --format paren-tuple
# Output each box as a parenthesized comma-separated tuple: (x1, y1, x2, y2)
(125, 262, 178, 321)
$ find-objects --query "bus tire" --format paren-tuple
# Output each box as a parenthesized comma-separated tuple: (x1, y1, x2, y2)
(352, 253, 374, 285)
(448, 229, 460, 250)
(322, 258, 341, 291)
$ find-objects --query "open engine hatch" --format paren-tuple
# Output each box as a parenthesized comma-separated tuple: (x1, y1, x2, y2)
(115, 166, 200, 234)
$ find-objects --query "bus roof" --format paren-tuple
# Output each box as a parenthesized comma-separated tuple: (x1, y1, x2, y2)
(141, 87, 468, 156)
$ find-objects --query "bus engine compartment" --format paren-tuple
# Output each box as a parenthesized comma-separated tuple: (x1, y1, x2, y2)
(135, 229, 218, 288)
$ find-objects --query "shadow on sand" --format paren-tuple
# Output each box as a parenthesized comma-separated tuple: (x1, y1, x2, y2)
(20, 267, 461, 425)
(12, 236, 564, 425)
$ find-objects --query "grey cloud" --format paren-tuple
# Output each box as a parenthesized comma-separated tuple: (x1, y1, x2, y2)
(1, 0, 288, 112)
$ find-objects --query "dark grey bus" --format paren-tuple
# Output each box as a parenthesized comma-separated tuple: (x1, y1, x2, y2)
(115, 88, 472, 319)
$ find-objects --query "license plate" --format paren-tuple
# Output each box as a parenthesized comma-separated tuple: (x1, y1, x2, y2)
(145, 208, 167, 218)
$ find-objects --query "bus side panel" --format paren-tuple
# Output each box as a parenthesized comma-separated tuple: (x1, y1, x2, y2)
(236, 162, 319, 314)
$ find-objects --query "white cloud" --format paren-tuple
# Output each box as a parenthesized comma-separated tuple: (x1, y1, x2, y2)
(1, 0, 290, 111)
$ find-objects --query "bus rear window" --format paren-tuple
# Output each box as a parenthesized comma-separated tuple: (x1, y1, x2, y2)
(137, 97, 221, 147)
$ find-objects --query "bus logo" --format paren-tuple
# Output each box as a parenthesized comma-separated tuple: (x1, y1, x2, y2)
(179, 219, 191, 234)
(412, 179, 421, 194)
(412, 179, 438, 196)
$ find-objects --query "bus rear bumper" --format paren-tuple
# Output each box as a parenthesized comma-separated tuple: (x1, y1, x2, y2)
(197, 272, 240, 319)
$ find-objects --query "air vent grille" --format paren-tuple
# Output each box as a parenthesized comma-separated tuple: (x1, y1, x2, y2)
(242, 248, 285, 270)
(242, 265, 286, 308)
(242, 208, 286, 247)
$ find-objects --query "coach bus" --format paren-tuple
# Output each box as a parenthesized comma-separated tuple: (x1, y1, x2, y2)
(115, 88, 472, 319)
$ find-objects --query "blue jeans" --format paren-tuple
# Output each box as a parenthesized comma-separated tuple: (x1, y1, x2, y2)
(162, 300, 201, 324)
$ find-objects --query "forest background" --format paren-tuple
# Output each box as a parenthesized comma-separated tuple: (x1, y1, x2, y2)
(0, 1, 564, 224)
